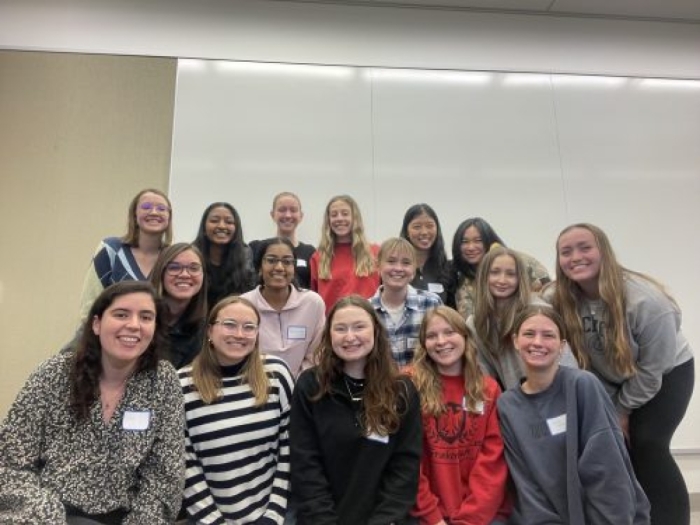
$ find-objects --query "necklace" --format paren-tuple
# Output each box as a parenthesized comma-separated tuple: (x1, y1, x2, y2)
(100, 374, 131, 411)
(343, 375, 365, 402)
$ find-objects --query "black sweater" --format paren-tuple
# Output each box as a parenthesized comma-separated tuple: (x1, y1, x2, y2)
(290, 369, 422, 525)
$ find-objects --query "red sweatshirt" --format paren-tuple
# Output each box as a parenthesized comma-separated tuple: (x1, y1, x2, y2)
(310, 243, 380, 313)
(413, 374, 510, 525)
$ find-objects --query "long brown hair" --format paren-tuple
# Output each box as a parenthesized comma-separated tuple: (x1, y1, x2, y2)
(150, 243, 208, 332)
(553, 223, 635, 375)
(312, 295, 404, 436)
(473, 246, 531, 357)
(190, 296, 270, 406)
(69, 281, 166, 421)
(412, 306, 486, 416)
(316, 195, 376, 279)
(121, 188, 173, 247)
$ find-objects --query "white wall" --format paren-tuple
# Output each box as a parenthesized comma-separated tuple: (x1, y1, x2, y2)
(2, 0, 700, 489)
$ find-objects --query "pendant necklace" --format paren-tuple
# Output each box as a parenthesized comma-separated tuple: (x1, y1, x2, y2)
(343, 374, 364, 402)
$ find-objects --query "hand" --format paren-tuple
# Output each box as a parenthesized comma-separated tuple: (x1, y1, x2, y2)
(618, 413, 630, 444)
(435, 520, 448, 525)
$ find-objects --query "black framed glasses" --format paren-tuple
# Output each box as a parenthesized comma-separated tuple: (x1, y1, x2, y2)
(165, 262, 203, 276)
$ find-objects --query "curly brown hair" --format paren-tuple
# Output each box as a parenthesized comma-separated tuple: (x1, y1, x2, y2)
(69, 281, 166, 421)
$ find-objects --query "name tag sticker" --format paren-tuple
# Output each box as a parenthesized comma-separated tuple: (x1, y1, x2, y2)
(473, 400, 485, 414)
(123, 410, 151, 431)
(296, 259, 308, 268)
(287, 326, 307, 340)
(428, 283, 444, 294)
(366, 432, 390, 444)
(546, 414, 567, 436)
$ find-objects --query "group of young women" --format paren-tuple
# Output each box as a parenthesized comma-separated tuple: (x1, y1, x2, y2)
(0, 188, 693, 525)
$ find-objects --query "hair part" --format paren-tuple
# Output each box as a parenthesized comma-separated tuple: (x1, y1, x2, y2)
(272, 191, 302, 211)
(192, 202, 254, 296)
(69, 281, 166, 421)
(411, 306, 486, 416)
(316, 195, 376, 280)
(450, 217, 505, 281)
(253, 237, 299, 289)
(190, 296, 270, 406)
(149, 243, 208, 333)
(399, 203, 448, 275)
(473, 246, 532, 357)
(553, 223, 635, 375)
(122, 188, 173, 247)
(312, 295, 403, 436)
(512, 304, 566, 340)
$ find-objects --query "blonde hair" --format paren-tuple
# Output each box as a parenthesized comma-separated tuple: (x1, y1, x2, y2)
(412, 306, 486, 416)
(190, 296, 270, 406)
(554, 223, 637, 375)
(378, 237, 417, 267)
(122, 188, 173, 247)
(473, 246, 531, 357)
(316, 195, 376, 279)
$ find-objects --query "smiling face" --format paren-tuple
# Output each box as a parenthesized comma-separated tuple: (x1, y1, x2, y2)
(163, 249, 203, 303)
(513, 314, 564, 373)
(208, 302, 259, 366)
(557, 227, 602, 289)
(205, 206, 236, 245)
(488, 254, 518, 302)
(92, 292, 156, 368)
(271, 195, 303, 237)
(406, 212, 437, 252)
(424, 314, 465, 376)
(261, 242, 295, 290)
(460, 225, 485, 265)
(328, 199, 353, 243)
(379, 248, 415, 291)
(330, 305, 375, 372)
(136, 191, 170, 236)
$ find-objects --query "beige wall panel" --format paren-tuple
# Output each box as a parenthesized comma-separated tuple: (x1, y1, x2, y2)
(0, 51, 176, 416)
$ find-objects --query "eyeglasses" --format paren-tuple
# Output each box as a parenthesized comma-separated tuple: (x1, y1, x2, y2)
(212, 319, 259, 336)
(262, 256, 295, 267)
(139, 202, 170, 213)
(165, 262, 203, 276)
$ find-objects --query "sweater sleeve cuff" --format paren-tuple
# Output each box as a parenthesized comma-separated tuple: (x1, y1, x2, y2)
(615, 401, 632, 416)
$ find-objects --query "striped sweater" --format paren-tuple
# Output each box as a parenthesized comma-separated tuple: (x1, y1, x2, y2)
(180, 355, 294, 524)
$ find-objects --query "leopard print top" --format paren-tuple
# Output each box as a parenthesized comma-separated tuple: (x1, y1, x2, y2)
(0, 353, 185, 523)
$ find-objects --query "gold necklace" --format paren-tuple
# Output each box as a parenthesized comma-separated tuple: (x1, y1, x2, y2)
(343, 375, 364, 402)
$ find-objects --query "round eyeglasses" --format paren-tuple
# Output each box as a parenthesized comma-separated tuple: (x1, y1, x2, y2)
(212, 319, 259, 337)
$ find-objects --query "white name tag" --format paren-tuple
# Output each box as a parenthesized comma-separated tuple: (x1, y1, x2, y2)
(123, 410, 151, 431)
(296, 259, 308, 268)
(287, 325, 307, 340)
(546, 414, 567, 435)
(428, 283, 444, 294)
(366, 431, 390, 444)
(462, 397, 484, 414)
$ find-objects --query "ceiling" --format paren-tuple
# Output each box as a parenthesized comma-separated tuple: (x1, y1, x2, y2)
(307, 0, 700, 23)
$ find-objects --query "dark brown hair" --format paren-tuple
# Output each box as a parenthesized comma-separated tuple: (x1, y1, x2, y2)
(69, 281, 166, 421)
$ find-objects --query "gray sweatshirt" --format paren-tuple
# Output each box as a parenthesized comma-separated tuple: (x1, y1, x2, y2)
(498, 366, 650, 525)
(467, 296, 578, 391)
(569, 273, 692, 414)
